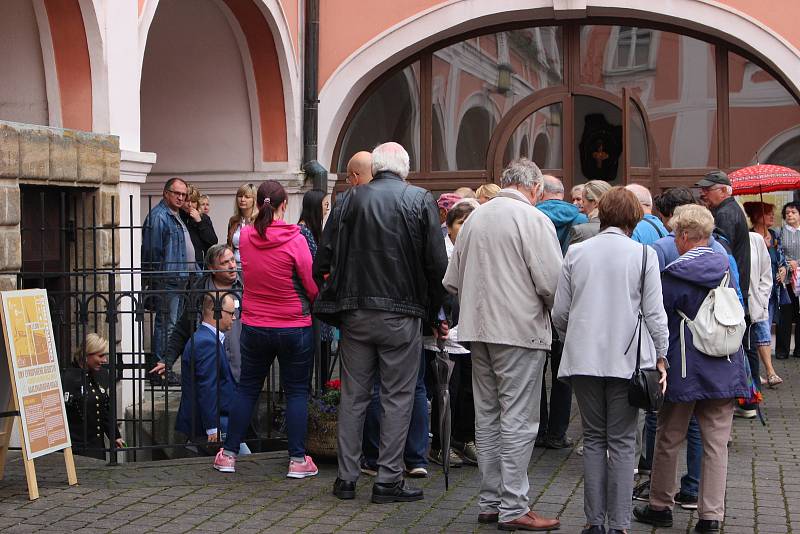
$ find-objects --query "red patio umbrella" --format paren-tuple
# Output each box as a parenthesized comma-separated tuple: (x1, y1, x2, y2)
(730, 164, 800, 196)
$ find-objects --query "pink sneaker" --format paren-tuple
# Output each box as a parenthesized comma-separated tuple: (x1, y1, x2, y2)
(213, 449, 236, 473)
(287, 455, 318, 479)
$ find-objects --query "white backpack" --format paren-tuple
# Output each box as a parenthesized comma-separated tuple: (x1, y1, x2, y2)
(676, 271, 745, 378)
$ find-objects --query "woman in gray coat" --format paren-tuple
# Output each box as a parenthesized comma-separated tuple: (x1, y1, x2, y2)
(553, 187, 669, 534)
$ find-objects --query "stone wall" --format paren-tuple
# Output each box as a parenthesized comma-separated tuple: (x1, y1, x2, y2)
(0, 120, 121, 292)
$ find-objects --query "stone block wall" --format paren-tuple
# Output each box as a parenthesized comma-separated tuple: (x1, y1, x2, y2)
(0, 119, 121, 310)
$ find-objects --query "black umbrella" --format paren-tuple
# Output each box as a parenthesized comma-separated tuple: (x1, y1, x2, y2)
(430, 338, 455, 490)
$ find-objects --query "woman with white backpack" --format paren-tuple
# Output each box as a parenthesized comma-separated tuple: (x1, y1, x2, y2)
(634, 204, 749, 534)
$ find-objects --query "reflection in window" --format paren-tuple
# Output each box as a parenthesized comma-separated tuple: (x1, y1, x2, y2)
(432, 27, 562, 170)
(503, 104, 562, 169)
(610, 27, 655, 73)
(575, 96, 622, 183)
(581, 27, 716, 168)
(629, 100, 649, 167)
(337, 63, 420, 172)
(729, 52, 800, 168)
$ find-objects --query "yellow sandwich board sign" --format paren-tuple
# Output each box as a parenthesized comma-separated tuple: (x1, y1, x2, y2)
(0, 289, 77, 499)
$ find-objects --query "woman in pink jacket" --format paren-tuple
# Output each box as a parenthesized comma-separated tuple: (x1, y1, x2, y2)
(213, 180, 319, 478)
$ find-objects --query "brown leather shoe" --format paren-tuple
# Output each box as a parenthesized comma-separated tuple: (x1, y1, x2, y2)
(478, 512, 499, 523)
(498, 511, 560, 531)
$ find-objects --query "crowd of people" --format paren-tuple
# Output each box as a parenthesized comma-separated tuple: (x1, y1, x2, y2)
(131, 140, 798, 534)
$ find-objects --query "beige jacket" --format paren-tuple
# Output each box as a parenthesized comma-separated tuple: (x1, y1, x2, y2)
(443, 189, 563, 351)
(748, 232, 772, 323)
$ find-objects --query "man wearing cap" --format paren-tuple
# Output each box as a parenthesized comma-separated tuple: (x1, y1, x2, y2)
(697, 170, 751, 303)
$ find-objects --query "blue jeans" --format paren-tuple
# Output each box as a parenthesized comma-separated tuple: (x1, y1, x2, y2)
(642, 413, 701, 497)
(362, 349, 428, 469)
(223, 324, 313, 459)
(152, 285, 184, 364)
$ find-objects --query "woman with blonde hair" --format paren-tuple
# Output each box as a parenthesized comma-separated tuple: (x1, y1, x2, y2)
(62, 333, 124, 459)
(568, 180, 612, 245)
(180, 184, 217, 269)
(227, 183, 258, 266)
(475, 183, 500, 204)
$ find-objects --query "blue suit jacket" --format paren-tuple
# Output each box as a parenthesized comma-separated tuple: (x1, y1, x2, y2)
(175, 325, 235, 438)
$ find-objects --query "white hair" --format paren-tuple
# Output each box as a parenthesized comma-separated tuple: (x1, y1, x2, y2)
(625, 183, 653, 207)
(453, 198, 481, 210)
(500, 158, 543, 190)
(372, 142, 410, 179)
(543, 175, 564, 195)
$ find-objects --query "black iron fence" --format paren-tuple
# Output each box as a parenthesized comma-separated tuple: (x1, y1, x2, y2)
(15, 187, 333, 463)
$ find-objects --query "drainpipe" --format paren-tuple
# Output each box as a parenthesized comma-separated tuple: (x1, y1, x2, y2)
(303, 0, 327, 191)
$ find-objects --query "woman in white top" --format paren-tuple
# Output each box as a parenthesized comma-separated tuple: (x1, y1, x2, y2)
(553, 186, 668, 534)
(227, 183, 258, 267)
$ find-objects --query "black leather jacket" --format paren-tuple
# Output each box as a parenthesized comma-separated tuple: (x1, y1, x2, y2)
(713, 196, 751, 302)
(313, 172, 448, 326)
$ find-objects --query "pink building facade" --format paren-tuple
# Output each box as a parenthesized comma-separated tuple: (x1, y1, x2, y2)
(1, 0, 799, 226)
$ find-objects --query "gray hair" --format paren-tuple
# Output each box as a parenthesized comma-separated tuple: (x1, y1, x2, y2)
(372, 142, 410, 179)
(499, 158, 543, 190)
(625, 183, 653, 207)
(543, 175, 564, 195)
(205, 244, 233, 268)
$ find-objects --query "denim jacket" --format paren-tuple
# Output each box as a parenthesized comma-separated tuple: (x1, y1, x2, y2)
(142, 199, 189, 286)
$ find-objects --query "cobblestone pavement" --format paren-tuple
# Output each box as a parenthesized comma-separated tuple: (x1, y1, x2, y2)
(2, 357, 800, 533)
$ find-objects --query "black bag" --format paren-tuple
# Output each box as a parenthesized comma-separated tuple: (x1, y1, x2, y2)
(626, 244, 664, 412)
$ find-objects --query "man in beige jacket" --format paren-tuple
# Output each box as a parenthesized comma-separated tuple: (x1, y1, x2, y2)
(443, 159, 563, 531)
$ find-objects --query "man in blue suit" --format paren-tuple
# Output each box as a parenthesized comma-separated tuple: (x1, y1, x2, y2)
(176, 294, 237, 449)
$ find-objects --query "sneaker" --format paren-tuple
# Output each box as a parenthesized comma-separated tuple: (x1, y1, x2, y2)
(405, 467, 428, 478)
(213, 449, 236, 473)
(453, 441, 478, 466)
(632, 480, 650, 501)
(287, 455, 318, 479)
(768, 374, 783, 388)
(674, 491, 698, 510)
(428, 448, 463, 468)
(734, 407, 757, 419)
(360, 460, 377, 477)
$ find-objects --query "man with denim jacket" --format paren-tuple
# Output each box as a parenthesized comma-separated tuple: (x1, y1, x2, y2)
(142, 177, 195, 384)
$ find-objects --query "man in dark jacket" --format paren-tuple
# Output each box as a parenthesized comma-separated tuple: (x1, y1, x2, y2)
(697, 170, 750, 304)
(149, 245, 242, 383)
(314, 142, 448, 504)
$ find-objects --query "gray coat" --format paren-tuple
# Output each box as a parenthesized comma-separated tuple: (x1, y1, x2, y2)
(554, 227, 669, 380)
(568, 216, 601, 246)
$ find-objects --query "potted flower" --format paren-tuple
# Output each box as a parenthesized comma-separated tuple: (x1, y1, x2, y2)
(305, 379, 341, 458)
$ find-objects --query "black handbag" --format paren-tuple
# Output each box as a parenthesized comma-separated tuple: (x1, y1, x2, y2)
(626, 244, 665, 412)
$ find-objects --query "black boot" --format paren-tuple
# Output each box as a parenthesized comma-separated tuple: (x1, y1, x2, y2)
(371, 479, 423, 504)
(694, 519, 721, 533)
(332, 478, 355, 500)
(633, 504, 673, 527)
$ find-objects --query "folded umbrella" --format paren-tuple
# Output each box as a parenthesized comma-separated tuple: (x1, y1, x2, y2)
(430, 338, 455, 490)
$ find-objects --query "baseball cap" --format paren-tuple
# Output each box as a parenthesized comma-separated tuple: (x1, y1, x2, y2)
(695, 170, 731, 188)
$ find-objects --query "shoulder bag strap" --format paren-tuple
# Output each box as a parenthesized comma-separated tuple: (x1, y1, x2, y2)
(624, 244, 648, 372)
(643, 217, 666, 238)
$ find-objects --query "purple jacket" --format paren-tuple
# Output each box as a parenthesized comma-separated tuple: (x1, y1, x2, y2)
(661, 248, 749, 403)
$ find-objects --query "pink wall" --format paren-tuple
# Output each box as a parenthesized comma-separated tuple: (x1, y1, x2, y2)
(140, 0, 254, 173)
(0, 0, 48, 126)
(278, 0, 298, 60)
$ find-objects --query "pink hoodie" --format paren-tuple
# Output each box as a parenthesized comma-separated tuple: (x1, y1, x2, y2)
(239, 221, 318, 328)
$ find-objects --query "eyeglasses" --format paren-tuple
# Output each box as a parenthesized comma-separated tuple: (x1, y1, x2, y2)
(168, 190, 187, 198)
(221, 309, 236, 318)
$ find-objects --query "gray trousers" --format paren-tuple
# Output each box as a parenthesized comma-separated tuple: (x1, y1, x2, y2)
(336, 309, 421, 484)
(572, 376, 639, 531)
(471, 342, 546, 523)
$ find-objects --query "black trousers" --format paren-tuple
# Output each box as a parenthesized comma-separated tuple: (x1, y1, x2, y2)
(776, 290, 800, 358)
(538, 331, 572, 441)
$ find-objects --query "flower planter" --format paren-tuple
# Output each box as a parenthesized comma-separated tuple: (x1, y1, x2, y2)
(305, 418, 338, 459)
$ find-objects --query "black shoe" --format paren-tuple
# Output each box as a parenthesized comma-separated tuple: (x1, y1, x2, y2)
(148, 373, 164, 387)
(581, 526, 606, 534)
(371, 480, 423, 504)
(776, 353, 789, 360)
(633, 504, 673, 527)
(793, 353, 800, 359)
(694, 519, 721, 533)
(544, 436, 574, 449)
(675, 491, 698, 510)
(333, 478, 356, 500)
